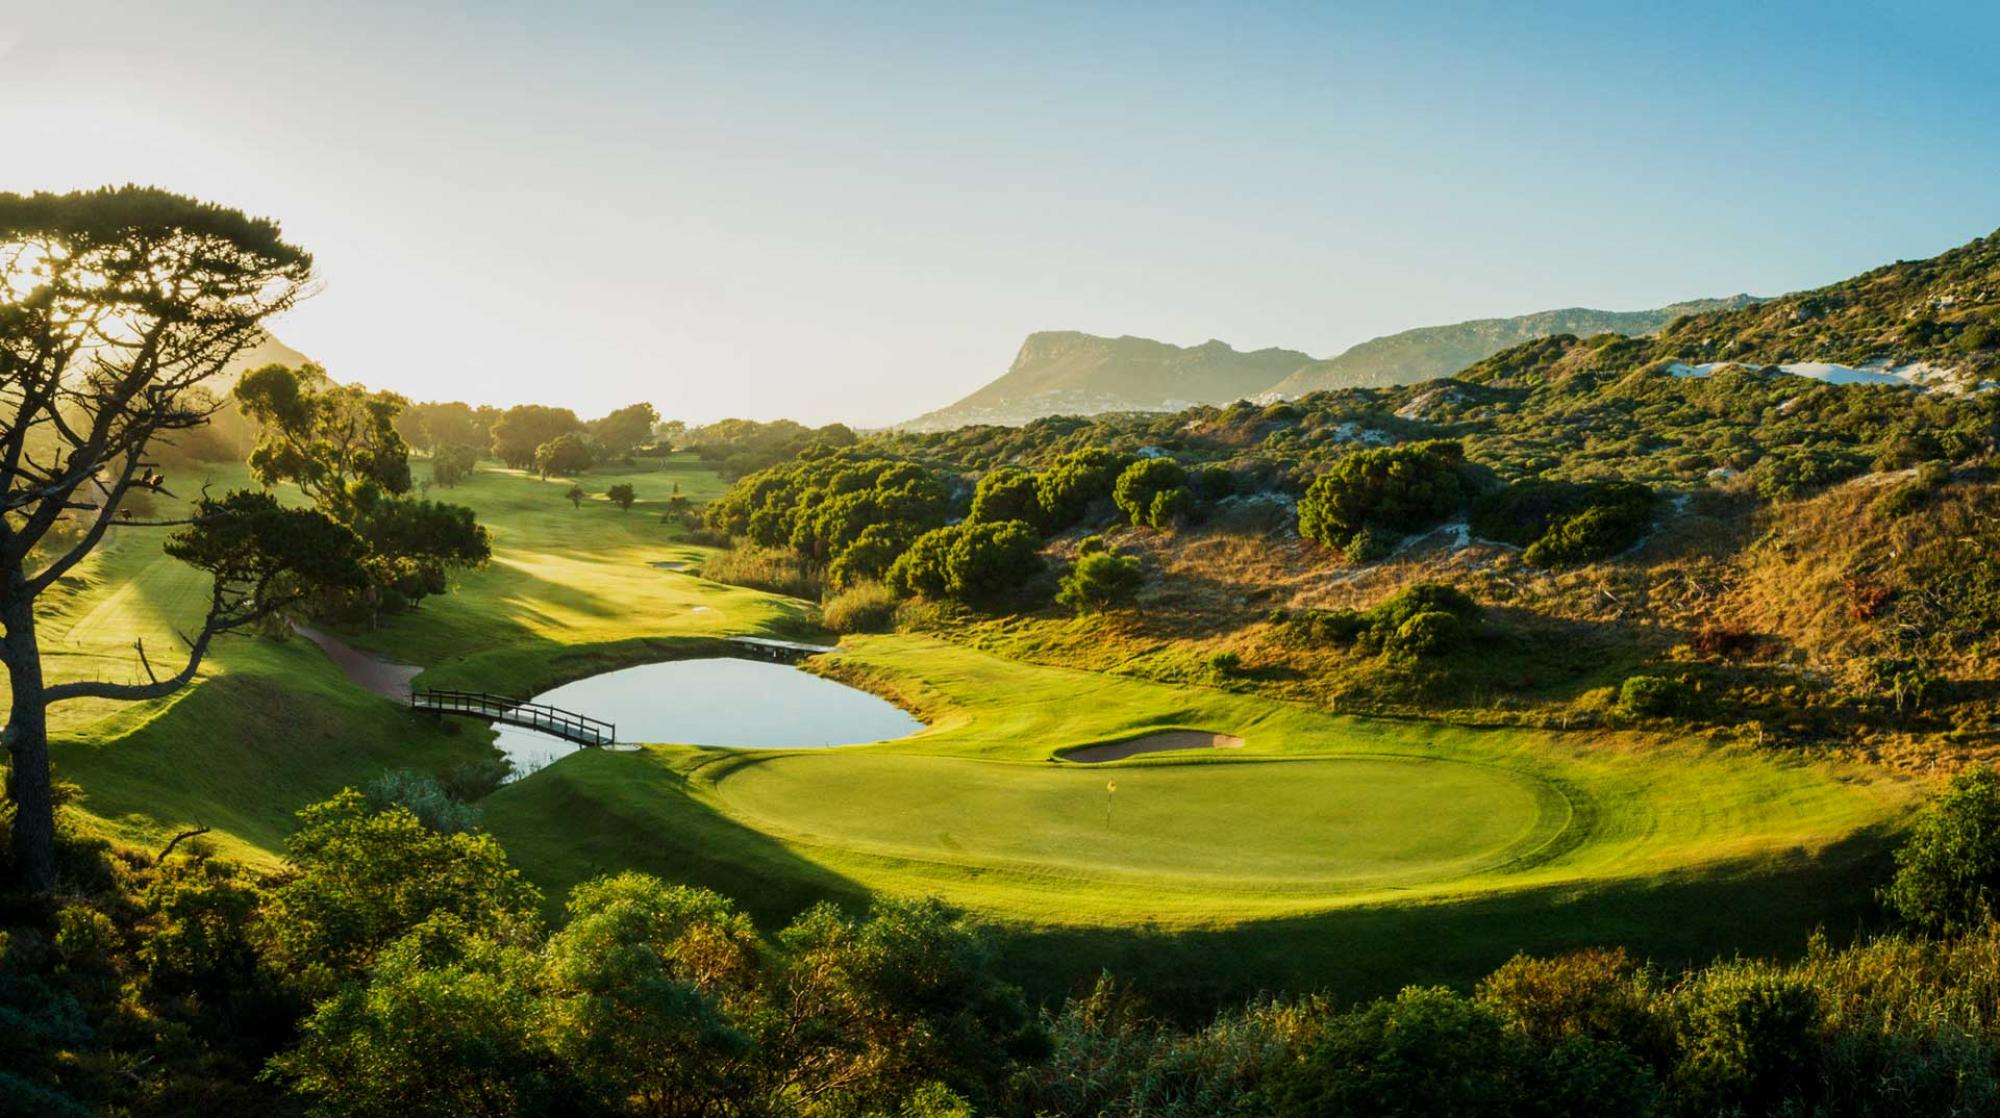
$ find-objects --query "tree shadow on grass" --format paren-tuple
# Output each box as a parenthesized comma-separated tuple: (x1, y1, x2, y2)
(992, 824, 1902, 1021)
(481, 747, 871, 926)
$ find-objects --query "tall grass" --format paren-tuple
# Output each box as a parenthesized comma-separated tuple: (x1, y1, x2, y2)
(821, 581, 899, 634)
(698, 545, 821, 600)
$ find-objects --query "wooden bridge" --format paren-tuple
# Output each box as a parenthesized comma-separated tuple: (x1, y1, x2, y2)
(411, 688, 616, 747)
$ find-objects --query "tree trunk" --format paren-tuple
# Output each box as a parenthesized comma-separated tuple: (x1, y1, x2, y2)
(2, 584, 54, 892)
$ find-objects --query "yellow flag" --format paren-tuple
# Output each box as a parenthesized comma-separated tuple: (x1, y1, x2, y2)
(1106, 779, 1118, 793)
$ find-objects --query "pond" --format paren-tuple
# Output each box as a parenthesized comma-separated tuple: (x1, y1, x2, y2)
(492, 657, 926, 777)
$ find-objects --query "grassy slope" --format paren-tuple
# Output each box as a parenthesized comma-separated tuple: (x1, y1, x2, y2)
(21, 464, 493, 865)
(35, 454, 1920, 1003)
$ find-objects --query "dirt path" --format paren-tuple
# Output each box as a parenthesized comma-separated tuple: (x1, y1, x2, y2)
(1061, 730, 1245, 763)
(294, 624, 422, 701)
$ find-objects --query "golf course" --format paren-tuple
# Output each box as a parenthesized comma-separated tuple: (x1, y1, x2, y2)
(20, 453, 1918, 998)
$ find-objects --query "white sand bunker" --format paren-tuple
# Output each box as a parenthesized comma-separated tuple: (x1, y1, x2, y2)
(652, 560, 692, 570)
(1062, 730, 1246, 764)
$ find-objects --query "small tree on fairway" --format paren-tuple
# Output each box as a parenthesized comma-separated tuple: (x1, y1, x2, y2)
(566, 484, 585, 510)
(606, 483, 636, 511)
(0, 187, 355, 890)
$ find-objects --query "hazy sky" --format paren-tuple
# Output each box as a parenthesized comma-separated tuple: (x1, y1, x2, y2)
(3, 1, 1997, 426)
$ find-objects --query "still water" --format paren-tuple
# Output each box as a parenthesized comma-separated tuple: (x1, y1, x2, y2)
(492, 657, 925, 777)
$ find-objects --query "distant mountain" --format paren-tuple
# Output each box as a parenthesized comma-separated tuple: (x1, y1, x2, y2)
(217, 329, 312, 386)
(900, 332, 1315, 432)
(903, 298, 1758, 432)
(1262, 297, 1760, 398)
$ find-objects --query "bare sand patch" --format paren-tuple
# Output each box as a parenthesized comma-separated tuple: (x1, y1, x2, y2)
(1061, 730, 1246, 764)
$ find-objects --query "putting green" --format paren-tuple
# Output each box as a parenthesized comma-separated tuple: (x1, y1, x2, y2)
(705, 752, 1572, 893)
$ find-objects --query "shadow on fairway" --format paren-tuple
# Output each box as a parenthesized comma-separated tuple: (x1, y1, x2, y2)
(992, 824, 1902, 1020)
(482, 747, 872, 926)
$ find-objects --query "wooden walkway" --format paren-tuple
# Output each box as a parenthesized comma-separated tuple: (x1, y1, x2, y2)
(411, 688, 616, 747)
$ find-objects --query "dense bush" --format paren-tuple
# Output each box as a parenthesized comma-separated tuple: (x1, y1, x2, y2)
(1113, 458, 1194, 530)
(887, 520, 1045, 604)
(1886, 765, 2000, 934)
(1056, 551, 1145, 614)
(1277, 583, 1482, 661)
(1297, 440, 1468, 552)
(1617, 675, 1689, 718)
(19, 769, 2000, 1116)
(969, 466, 1044, 529)
(705, 450, 950, 576)
(1035, 448, 1136, 530)
(1470, 480, 1656, 567)
(1754, 445, 1869, 500)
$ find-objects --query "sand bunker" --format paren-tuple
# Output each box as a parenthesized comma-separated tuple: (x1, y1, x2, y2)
(1062, 730, 1246, 764)
(652, 560, 692, 570)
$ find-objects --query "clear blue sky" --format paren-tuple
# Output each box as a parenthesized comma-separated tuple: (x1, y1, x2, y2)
(3, 1, 1996, 425)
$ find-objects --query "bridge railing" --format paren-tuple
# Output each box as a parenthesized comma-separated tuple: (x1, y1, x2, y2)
(411, 688, 616, 747)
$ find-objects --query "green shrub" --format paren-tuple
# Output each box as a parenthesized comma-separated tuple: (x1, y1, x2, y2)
(944, 519, 1044, 602)
(705, 449, 949, 562)
(1297, 440, 1467, 551)
(968, 466, 1043, 529)
(1113, 458, 1193, 530)
(365, 770, 478, 834)
(887, 520, 1044, 604)
(1473, 480, 1655, 567)
(1207, 650, 1243, 677)
(1343, 526, 1394, 564)
(1754, 446, 1868, 501)
(1278, 583, 1482, 661)
(1668, 964, 1822, 1116)
(1393, 610, 1466, 658)
(822, 581, 900, 634)
(1036, 448, 1135, 530)
(1617, 675, 1687, 718)
(1525, 502, 1649, 567)
(1885, 766, 2000, 934)
(1272, 986, 1519, 1117)
(1056, 552, 1143, 614)
(828, 523, 912, 590)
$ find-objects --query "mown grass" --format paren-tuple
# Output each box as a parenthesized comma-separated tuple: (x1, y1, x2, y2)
(32, 454, 1924, 1003)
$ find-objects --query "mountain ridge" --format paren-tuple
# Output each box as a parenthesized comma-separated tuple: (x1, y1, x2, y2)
(902, 296, 1759, 431)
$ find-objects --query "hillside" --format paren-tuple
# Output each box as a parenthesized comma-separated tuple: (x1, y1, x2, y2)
(901, 331, 1313, 431)
(1264, 296, 1759, 397)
